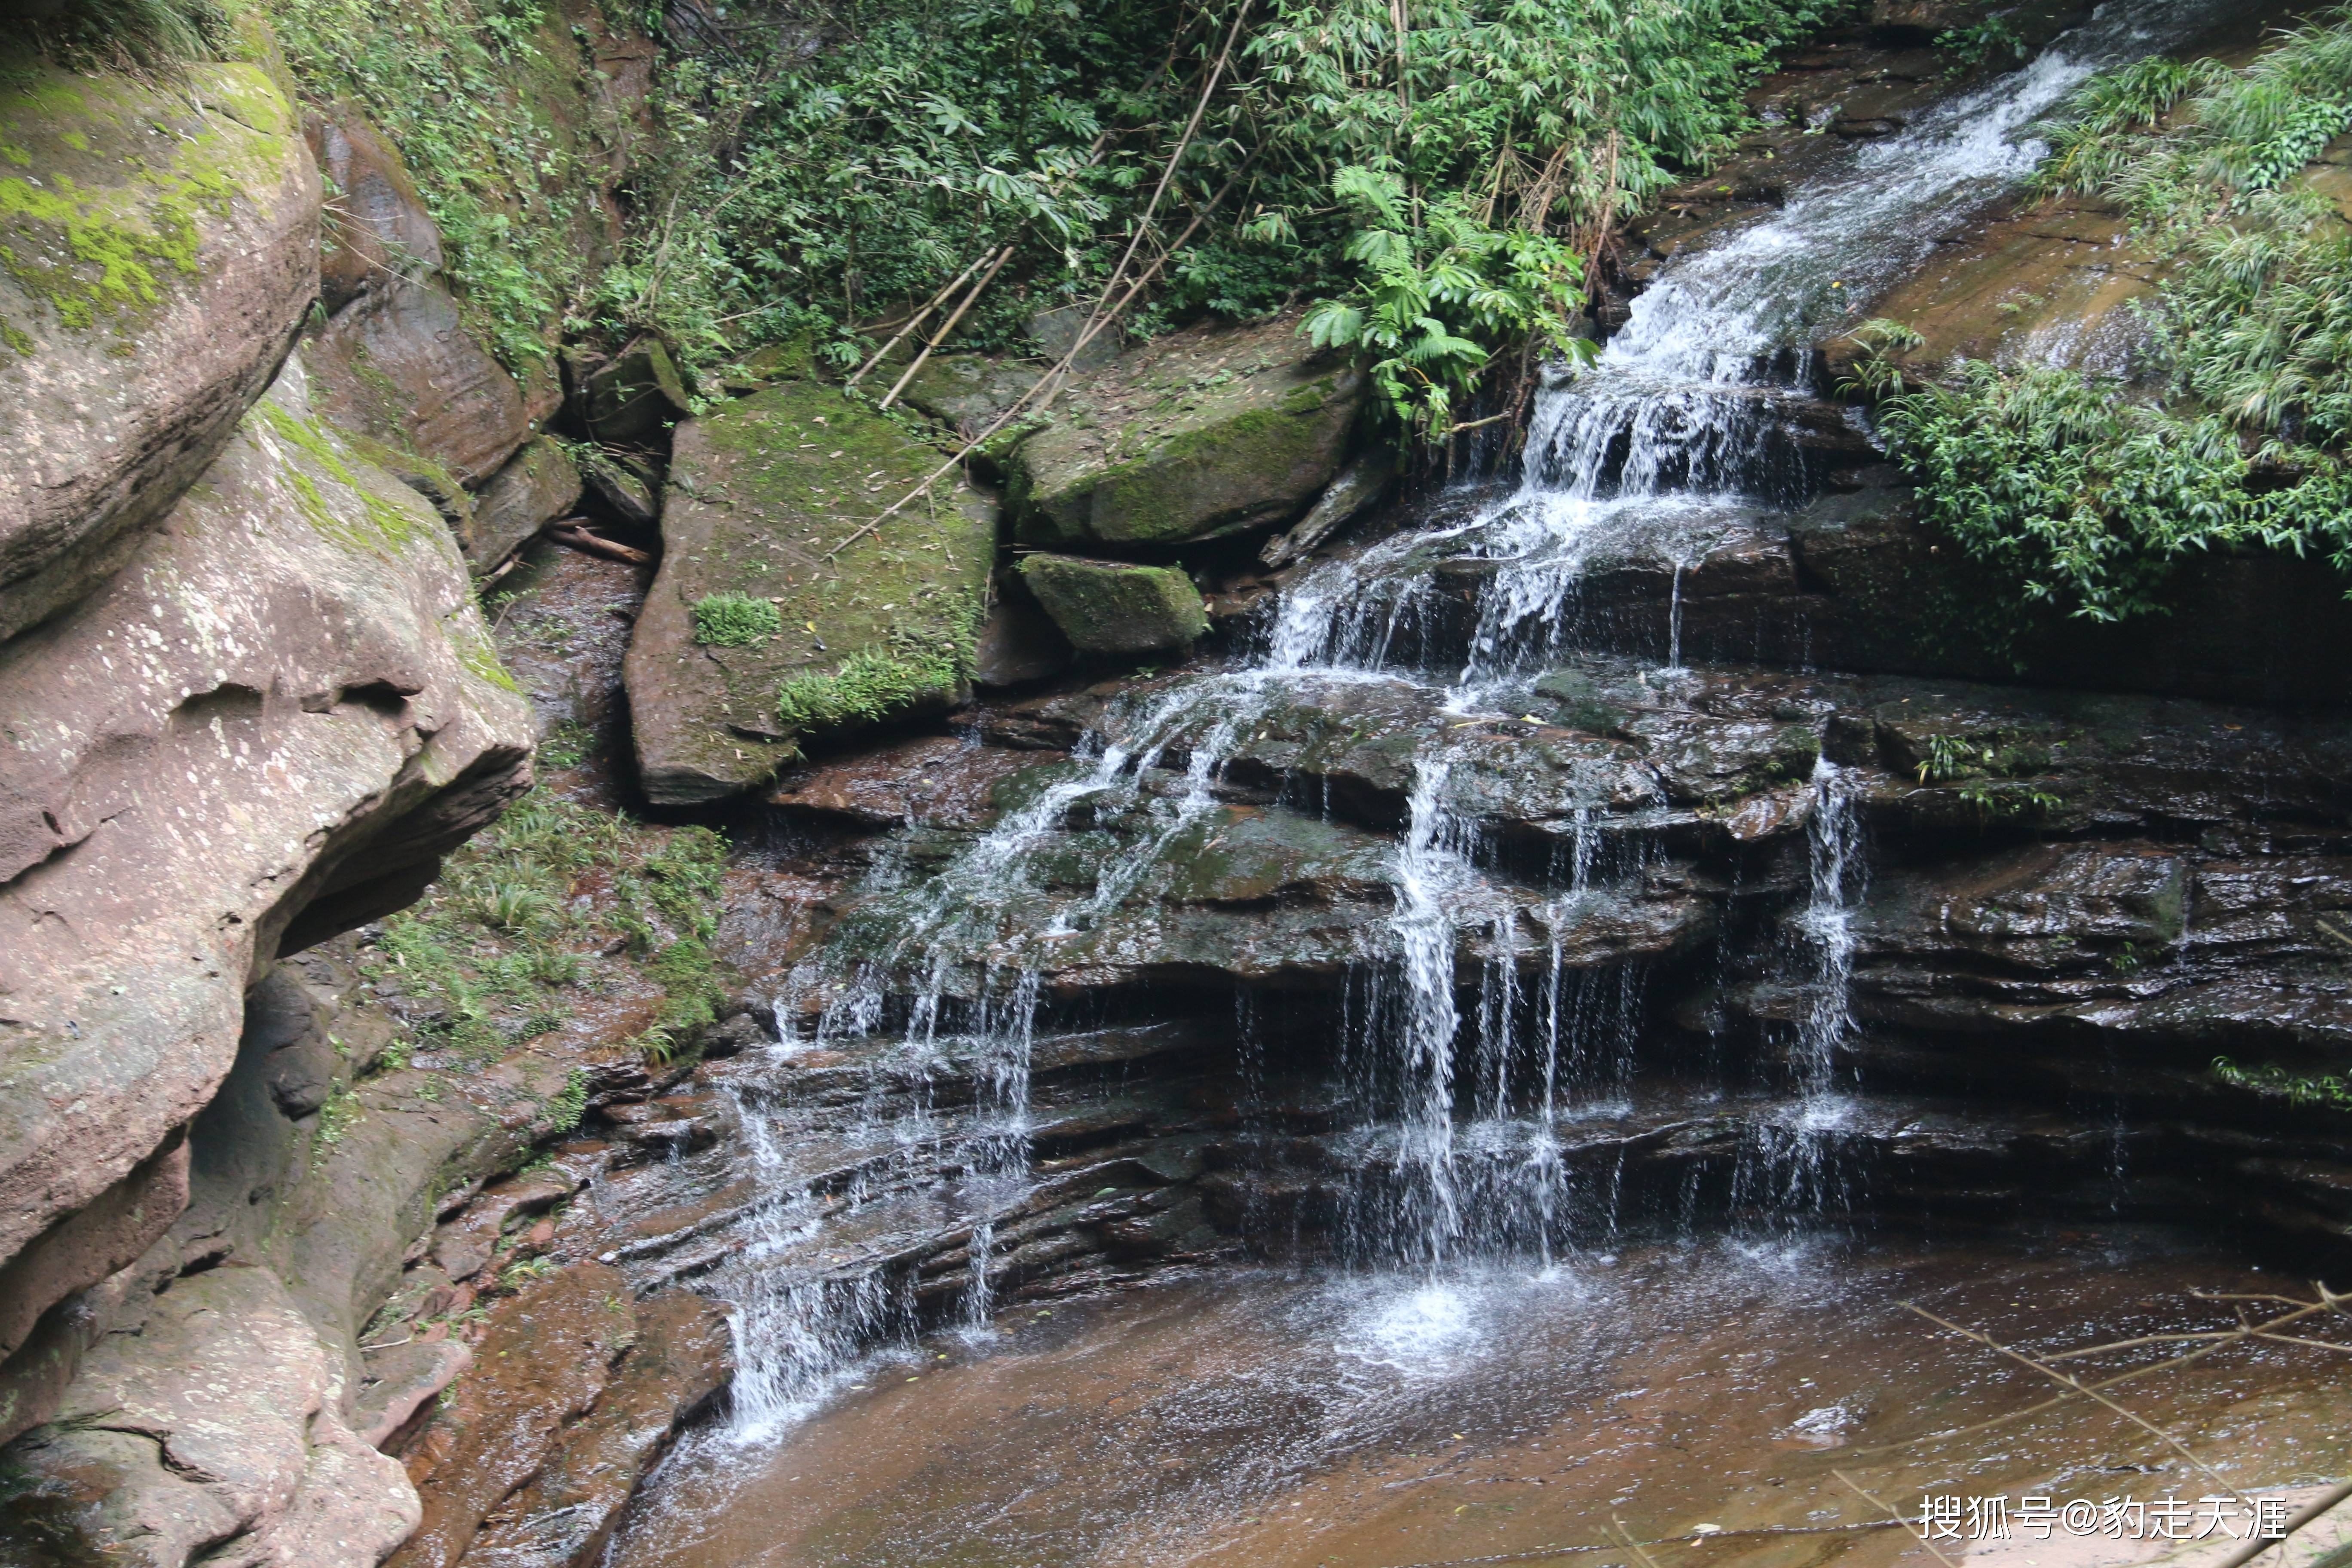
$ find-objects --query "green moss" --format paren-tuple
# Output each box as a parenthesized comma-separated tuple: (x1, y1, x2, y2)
(253, 398, 430, 555)
(444, 620, 524, 700)
(774, 615, 976, 731)
(1017, 554, 1207, 653)
(692, 591, 782, 647)
(0, 58, 286, 339)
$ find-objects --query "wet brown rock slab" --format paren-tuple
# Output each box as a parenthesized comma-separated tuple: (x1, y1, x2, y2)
(389, 1263, 636, 1568)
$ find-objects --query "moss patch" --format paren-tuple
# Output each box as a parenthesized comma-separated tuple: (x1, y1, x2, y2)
(1004, 312, 1362, 547)
(692, 591, 782, 647)
(0, 54, 296, 350)
(1017, 554, 1207, 654)
(629, 377, 997, 800)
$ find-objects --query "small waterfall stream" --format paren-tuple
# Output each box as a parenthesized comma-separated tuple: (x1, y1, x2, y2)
(694, 0, 2235, 1444)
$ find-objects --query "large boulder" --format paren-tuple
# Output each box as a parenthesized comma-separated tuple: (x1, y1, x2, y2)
(0, 46, 319, 643)
(624, 380, 995, 805)
(461, 436, 583, 574)
(0, 356, 534, 1356)
(1004, 313, 1363, 549)
(1018, 554, 1209, 654)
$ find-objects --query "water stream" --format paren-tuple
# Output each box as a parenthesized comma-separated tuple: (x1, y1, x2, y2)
(611, 0, 2260, 1548)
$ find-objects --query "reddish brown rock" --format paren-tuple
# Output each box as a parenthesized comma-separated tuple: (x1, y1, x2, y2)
(0, 357, 534, 1325)
(388, 1263, 637, 1568)
(0, 52, 319, 643)
(305, 111, 444, 316)
(463, 437, 584, 574)
(0, 1266, 419, 1565)
(309, 276, 538, 490)
(0, 1136, 188, 1374)
(459, 1292, 732, 1568)
(768, 733, 1051, 830)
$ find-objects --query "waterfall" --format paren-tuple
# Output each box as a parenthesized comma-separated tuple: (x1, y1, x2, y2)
(703, 0, 2239, 1430)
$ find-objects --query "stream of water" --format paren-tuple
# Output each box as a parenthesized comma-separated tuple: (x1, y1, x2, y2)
(606, 2, 2267, 1556)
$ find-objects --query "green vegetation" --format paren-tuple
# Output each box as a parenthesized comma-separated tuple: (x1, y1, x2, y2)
(1871, 16, 2352, 621)
(252, 0, 1850, 432)
(366, 790, 730, 1070)
(17, 0, 225, 73)
(263, 0, 606, 371)
(692, 591, 783, 647)
(2214, 1054, 2352, 1110)
(775, 625, 972, 731)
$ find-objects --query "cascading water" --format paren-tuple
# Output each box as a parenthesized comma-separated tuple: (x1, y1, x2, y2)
(704, 0, 2239, 1436)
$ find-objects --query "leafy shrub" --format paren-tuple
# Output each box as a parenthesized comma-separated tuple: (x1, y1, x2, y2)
(692, 591, 783, 648)
(1873, 18, 2352, 620)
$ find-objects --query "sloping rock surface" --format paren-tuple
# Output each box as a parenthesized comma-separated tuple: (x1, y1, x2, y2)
(0, 357, 534, 1351)
(625, 380, 995, 804)
(0, 47, 318, 643)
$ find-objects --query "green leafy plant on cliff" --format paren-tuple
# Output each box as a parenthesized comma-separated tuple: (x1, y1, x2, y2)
(20, 0, 225, 72)
(1302, 169, 1586, 435)
(570, 0, 1852, 389)
(263, 0, 597, 371)
(2213, 1055, 2352, 1110)
(1871, 16, 2352, 621)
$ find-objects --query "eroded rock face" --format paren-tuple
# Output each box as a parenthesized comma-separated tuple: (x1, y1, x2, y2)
(387, 1263, 636, 1568)
(308, 275, 538, 493)
(625, 380, 995, 805)
(1005, 313, 1363, 550)
(1, 1266, 419, 1568)
(0, 47, 319, 643)
(0, 356, 534, 1358)
(459, 1291, 731, 1568)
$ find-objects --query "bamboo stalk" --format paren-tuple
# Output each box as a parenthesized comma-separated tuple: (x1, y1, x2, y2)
(877, 243, 1016, 408)
(846, 251, 996, 387)
(822, 162, 1250, 563)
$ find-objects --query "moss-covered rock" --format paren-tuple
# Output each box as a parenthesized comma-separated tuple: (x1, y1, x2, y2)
(623, 381, 996, 805)
(0, 43, 319, 642)
(1004, 312, 1363, 549)
(1019, 554, 1208, 654)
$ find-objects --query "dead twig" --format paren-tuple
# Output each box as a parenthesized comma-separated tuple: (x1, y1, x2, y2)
(1613, 1519, 1667, 1568)
(2211, 1479, 2352, 1568)
(1900, 1302, 2244, 1504)
(547, 525, 652, 567)
(878, 243, 1016, 409)
(1834, 1467, 1964, 1568)
(1854, 1289, 2348, 1458)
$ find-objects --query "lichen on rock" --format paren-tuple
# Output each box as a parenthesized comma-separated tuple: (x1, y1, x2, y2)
(0, 43, 319, 642)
